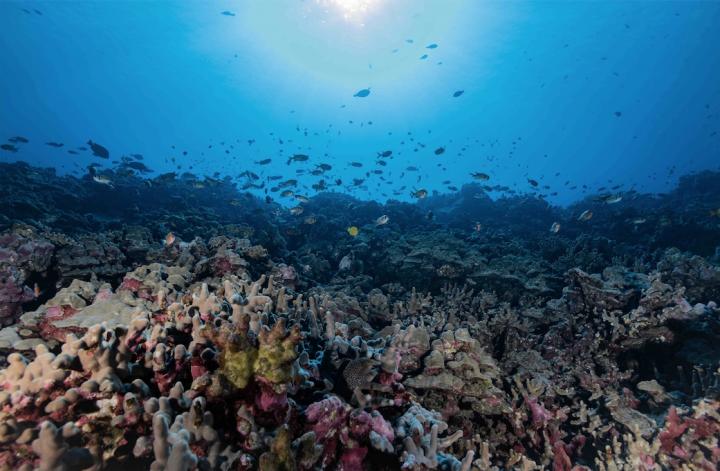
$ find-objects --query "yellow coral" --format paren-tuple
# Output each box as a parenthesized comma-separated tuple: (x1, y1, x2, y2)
(220, 347, 258, 390)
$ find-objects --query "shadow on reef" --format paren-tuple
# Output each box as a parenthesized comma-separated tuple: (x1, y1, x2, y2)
(0, 161, 720, 469)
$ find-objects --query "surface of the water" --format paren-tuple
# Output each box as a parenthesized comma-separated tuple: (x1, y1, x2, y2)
(1, 0, 719, 205)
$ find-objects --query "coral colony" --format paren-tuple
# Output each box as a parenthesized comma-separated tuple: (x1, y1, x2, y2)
(0, 162, 719, 470)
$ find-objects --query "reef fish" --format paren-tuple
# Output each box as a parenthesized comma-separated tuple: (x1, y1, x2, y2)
(377, 150, 392, 158)
(255, 158, 272, 165)
(550, 222, 561, 233)
(375, 215, 389, 226)
(354, 88, 371, 98)
(471, 172, 490, 181)
(165, 232, 176, 246)
(347, 226, 359, 237)
(434, 147, 445, 155)
(0, 144, 18, 152)
(87, 140, 110, 159)
(290, 206, 304, 215)
(8, 136, 29, 143)
(453, 90, 464, 98)
(45, 142, 64, 148)
(577, 210, 593, 221)
(287, 154, 309, 164)
(92, 175, 113, 187)
(411, 188, 428, 199)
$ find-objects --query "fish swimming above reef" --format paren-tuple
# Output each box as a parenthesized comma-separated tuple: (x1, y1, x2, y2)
(289, 206, 304, 215)
(578, 210, 593, 221)
(377, 150, 392, 158)
(471, 172, 490, 181)
(294, 195, 310, 203)
(411, 188, 428, 199)
(528, 178, 539, 187)
(8, 136, 29, 143)
(1, 144, 18, 152)
(550, 222, 561, 233)
(354, 88, 371, 98)
(92, 175, 113, 187)
(255, 158, 272, 165)
(87, 140, 110, 158)
(287, 154, 309, 164)
(164, 232, 176, 246)
(375, 215, 389, 226)
(596, 193, 623, 204)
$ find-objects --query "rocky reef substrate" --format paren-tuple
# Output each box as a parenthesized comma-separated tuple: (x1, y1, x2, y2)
(0, 162, 719, 470)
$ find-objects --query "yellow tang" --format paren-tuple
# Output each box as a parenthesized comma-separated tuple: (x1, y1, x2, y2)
(347, 226, 359, 237)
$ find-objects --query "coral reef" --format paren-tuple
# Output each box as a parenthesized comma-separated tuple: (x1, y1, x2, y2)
(1, 162, 720, 469)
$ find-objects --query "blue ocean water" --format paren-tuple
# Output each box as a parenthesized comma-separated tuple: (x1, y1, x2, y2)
(1, 0, 719, 205)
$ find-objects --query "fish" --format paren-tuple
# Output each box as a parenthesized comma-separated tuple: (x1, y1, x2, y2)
(165, 232, 176, 246)
(0, 144, 18, 152)
(67, 150, 78, 155)
(550, 222, 561, 233)
(528, 179, 539, 187)
(8, 136, 29, 143)
(45, 142, 64, 148)
(420, 54, 428, 60)
(597, 194, 623, 204)
(87, 140, 110, 158)
(474, 222, 482, 232)
(255, 158, 272, 165)
(280, 190, 294, 197)
(294, 195, 310, 203)
(434, 147, 445, 155)
(350, 162, 363, 167)
(304, 216, 317, 225)
(279, 179, 298, 188)
(92, 175, 113, 187)
(339, 254, 353, 271)
(411, 188, 428, 199)
(347, 226, 359, 237)
(354, 88, 371, 98)
(287, 154, 309, 164)
(577, 210, 593, 221)
(221, 10, 235, 16)
(316, 163, 332, 171)
(471, 172, 490, 181)
(631, 218, 647, 225)
(406, 166, 419, 171)
(377, 150, 392, 158)
(426, 43, 438, 49)
(290, 206, 304, 215)
(375, 215, 389, 226)
(453, 90, 464, 98)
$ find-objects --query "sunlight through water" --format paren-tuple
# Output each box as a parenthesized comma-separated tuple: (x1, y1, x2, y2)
(316, 0, 383, 25)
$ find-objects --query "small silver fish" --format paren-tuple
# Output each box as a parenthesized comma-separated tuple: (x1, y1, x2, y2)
(92, 175, 113, 187)
(578, 210, 593, 221)
(550, 222, 561, 233)
(290, 206, 304, 215)
(375, 215, 389, 226)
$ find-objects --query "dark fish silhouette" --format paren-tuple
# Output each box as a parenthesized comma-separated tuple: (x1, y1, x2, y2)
(426, 43, 438, 49)
(420, 54, 428, 60)
(8, 136, 29, 143)
(287, 154, 309, 164)
(1, 144, 18, 152)
(87, 140, 110, 158)
(255, 158, 272, 165)
(221, 11, 235, 16)
(434, 147, 445, 155)
(354, 88, 371, 98)
(453, 90, 464, 97)
(45, 142, 64, 148)
(378, 150, 392, 157)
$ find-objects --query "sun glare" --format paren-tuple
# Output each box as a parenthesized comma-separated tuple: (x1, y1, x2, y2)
(316, 0, 383, 24)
